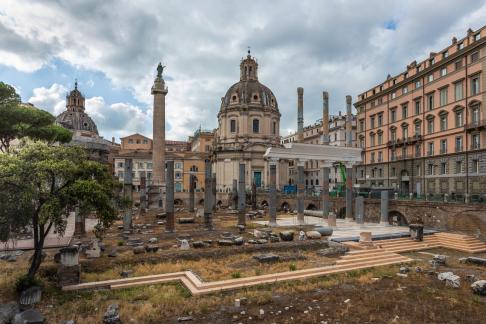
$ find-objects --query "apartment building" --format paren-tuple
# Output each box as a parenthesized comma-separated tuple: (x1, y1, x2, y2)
(355, 26, 486, 199)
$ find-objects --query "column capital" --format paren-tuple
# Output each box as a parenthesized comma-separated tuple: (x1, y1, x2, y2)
(320, 161, 333, 168)
(296, 159, 308, 166)
(344, 162, 355, 168)
(267, 157, 280, 165)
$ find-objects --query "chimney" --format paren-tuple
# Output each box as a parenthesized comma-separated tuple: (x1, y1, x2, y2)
(321, 91, 329, 145)
(297, 87, 304, 142)
(346, 95, 352, 147)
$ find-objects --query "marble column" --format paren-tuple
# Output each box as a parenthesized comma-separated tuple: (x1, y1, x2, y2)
(345, 95, 352, 147)
(212, 172, 217, 211)
(189, 174, 195, 213)
(297, 160, 305, 225)
(150, 63, 168, 209)
(297, 87, 304, 143)
(74, 206, 85, 236)
(345, 163, 353, 220)
(238, 163, 246, 226)
(232, 179, 238, 210)
(140, 176, 147, 211)
(355, 195, 364, 224)
(165, 161, 175, 232)
(321, 163, 331, 219)
(380, 190, 389, 224)
(123, 158, 133, 231)
(203, 159, 213, 230)
(268, 160, 277, 226)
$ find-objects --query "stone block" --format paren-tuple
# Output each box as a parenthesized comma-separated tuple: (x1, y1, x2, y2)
(19, 287, 42, 306)
(0, 302, 19, 324)
(178, 217, 195, 224)
(57, 265, 81, 287)
(313, 227, 333, 236)
(253, 253, 280, 263)
(465, 257, 486, 266)
(12, 309, 44, 324)
(132, 246, 145, 255)
(103, 304, 121, 324)
(305, 231, 322, 239)
(471, 280, 486, 296)
(279, 231, 294, 241)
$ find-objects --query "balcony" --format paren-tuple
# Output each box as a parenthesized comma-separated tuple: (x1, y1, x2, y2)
(394, 154, 413, 161)
(465, 119, 486, 131)
(471, 143, 481, 150)
(387, 135, 422, 148)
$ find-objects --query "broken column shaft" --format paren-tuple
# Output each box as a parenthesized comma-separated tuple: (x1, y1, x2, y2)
(238, 163, 246, 226)
(203, 159, 213, 230)
(165, 160, 175, 232)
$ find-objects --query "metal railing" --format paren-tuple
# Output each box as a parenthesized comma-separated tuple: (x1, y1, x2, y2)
(465, 119, 486, 130)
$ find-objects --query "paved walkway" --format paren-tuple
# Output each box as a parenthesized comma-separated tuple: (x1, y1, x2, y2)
(2, 213, 76, 251)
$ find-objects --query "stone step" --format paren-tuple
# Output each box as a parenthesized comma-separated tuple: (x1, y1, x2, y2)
(341, 250, 399, 259)
(384, 244, 442, 253)
(336, 255, 409, 266)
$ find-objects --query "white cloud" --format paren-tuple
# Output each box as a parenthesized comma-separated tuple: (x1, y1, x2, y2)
(28, 83, 66, 116)
(3, 0, 486, 139)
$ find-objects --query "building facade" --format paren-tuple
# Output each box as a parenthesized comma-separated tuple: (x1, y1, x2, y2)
(281, 113, 357, 190)
(355, 26, 486, 199)
(113, 133, 208, 201)
(213, 51, 287, 191)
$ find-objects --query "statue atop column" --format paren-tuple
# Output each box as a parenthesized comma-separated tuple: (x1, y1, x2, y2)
(156, 62, 166, 80)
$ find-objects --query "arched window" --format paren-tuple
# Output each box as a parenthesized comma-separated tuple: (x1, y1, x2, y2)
(230, 119, 237, 133)
(253, 119, 260, 133)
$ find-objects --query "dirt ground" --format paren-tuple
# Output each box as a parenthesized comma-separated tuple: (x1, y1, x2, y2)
(1, 211, 486, 323)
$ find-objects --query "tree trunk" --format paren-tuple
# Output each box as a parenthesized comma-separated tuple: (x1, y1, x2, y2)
(27, 220, 47, 280)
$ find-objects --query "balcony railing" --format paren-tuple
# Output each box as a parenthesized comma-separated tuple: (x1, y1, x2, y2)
(465, 119, 486, 131)
(471, 144, 481, 150)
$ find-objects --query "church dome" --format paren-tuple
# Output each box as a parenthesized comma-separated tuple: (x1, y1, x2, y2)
(55, 80, 99, 135)
(220, 51, 278, 112)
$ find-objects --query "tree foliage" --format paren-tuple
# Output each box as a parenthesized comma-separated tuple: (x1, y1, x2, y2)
(0, 142, 118, 278)
(0, 81, 72, 152)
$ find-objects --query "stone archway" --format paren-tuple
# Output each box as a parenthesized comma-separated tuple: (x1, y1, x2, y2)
(389, 210, 408, 226)
(306, 203, 317, 210)
(174, 199, 184, 207)
(198, 199, 204, 206)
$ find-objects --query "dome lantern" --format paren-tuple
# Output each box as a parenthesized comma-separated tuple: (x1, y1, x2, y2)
(240, 49, 258, 81)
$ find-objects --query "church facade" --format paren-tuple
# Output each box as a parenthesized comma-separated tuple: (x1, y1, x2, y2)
(213, 52, 288, 191)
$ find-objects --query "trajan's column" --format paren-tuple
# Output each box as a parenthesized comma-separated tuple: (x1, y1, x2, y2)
(150, 63, 168, 208)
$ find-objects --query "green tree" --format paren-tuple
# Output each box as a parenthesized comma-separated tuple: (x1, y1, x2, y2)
(0, 81, 72, 152)
(0, 142, 118, 279)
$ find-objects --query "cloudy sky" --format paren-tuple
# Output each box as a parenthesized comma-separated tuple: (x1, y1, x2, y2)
(1, 0, 486, 141)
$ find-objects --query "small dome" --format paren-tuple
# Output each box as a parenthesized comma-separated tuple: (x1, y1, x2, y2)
(55, 110, 99, 135)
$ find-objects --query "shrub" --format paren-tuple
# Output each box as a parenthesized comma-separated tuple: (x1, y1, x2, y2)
(15, 275, 41, 293)
(231, 271, 241, 279)
(289, 263, 297, 271)
(117, 240, 124, 246)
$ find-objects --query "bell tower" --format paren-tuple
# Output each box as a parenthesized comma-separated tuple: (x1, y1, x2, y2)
(66, 79, 85, 112)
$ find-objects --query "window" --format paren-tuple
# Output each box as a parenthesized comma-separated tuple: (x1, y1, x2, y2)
(415, 100, 421, 115)
(403, 86, 408, 94)
(417, 164, 421, 175)
(440, 88, 447, 106)
(377, 114, 383, 127)
(471, 76, 480, 95)
(391, 167, 396, 177)
(359, 119, 364, 132)
(427, 94, 434, 110)
(415, 80, 422, 88)
(175, 162, 183, 169)
(138, 162, 145, 169)
(454, 81, 463, 100)
(391, 109, 397, 122)
(391, 92, 396, 99)
(471, 105, 480, 124)
(440, 139, 447, 154)
(175, 172, 182, 179)
(443, 51, 449, 59)
(440, 67, 447, 77)
(415, 143, 421, 157)
(402, 105, 408, 118)
(175, 183, 182, 192)
(252, 119, 260, 133)
(474, 33, 481, 41)
(427, 142, 434, 156)
(455, 60, 463, 70)
(390, 129, 397, 141)
(455, 161, 462, 174)
(370, 116, 375, 128)
(455, 110, 463, 127)
(403, 126, 408, 138)
(117, 162, 124, 168)
(428, 163, 434, 175)
(472, 133, 480, 149)
(472, 159, 479, 173)
(378, 151, 383, 162)
(272, 121, 277, 135)
(370, 152, 375, 162)
(190, 165, 198, 172)
(415, 122, 421, 136)
(378, 132, 383, 145)
(370, 133, 375, 146)
(430, 58, 435, 65)
(136, 140, 141, 144)
(440, 162, 447, 175)
(391, 150, 396, 161)
(128, 139, 134, 144)
(427, 118, 434, 134)
(143, 139, 148, 144)
(458, 42, 464, 50)
(428, 74, 434, 82)
(439, 113, 448, 131)
(455, 136, 463, 152)
(359, 137, 364, 148)
(147, 162, 152, 169)
(230, 119, 236, 133)
(118, 171, 124, 178)
(471, 52, 479, 63)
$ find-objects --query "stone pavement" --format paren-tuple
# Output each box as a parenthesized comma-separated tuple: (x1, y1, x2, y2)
(254, 216, 412, 240)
